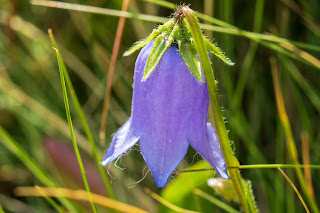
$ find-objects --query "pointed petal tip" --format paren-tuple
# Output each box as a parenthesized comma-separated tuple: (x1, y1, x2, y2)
(99, 159, 110, 167)
(153, 176, 169, 188)
(216, 167, 230, 179)
(140, 139, 189, 188)
(150, 168, 175, 188)
(101, 117, 139, 167)
(146, 164, 176, 188)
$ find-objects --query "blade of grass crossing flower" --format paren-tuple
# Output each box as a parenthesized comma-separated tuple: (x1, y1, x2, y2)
(194, 189, 239, 213)
(278, 168, 310, 213)
(270, 57, 319, 213)
(179, 6, 257, 213)
(48, 29, 115, 200)
(0, 126, 78, 213)
(54, 47, 99, 213)
(32, 0, 320, 53)
(177, 164, 320, 172)
(143, 0, 320, 53)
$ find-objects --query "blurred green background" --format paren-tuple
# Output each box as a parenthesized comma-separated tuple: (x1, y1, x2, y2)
(0, 0, 320, 212)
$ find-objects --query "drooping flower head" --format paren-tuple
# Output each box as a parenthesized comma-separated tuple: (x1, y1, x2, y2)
(100, 6, 234, 188)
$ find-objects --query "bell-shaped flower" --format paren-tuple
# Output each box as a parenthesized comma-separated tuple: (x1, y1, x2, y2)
(100, 39, 230, 188)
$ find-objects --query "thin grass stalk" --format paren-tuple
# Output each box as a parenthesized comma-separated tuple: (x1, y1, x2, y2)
(278, 168, 310, 213)
(180, 6, 257, 213)
(31, 0, 320, 53)
(30, 0, 168, 23)
(274, 122, 285, 213)
(270, 57, 319, 213)
(301, 133, 315, 200)
(48, 30, 115, 200)
(54, 47, 99, 213)
(0, 126, 79, 213)
(100, 0, 131, 146)
(142, 0, 320, 52)
(175, 164, 320, 173)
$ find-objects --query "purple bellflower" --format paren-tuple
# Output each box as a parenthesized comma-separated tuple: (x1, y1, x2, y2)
(101, 12, 234, 188)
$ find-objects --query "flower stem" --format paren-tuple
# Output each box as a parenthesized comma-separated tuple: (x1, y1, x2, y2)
(179, 6, 257, 213)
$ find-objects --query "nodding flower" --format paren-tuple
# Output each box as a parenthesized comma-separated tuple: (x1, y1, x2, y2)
(101, 10, 234, 188)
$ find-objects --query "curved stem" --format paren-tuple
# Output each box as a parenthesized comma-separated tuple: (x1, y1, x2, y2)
(179, 6, 257, 213)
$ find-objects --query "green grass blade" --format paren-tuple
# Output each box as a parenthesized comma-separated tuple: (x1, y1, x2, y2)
(53, 43, 99, 213)
(194, 189, 240, 213)
(142, 0, 320, 52)
(31, 0, 320, 70)
(34, 186, 65, 213)
(31, 0, 320, 53)
(0, 126, 78, 213)
(232, 0, 264, 109)
(142, 0, 176, 9)
(31, 0, 168, 23)
(0, 203, 4, 213)
(280, 57, 320, 113)
(48, 29, 115, 200)
(270, 57, 319, 213)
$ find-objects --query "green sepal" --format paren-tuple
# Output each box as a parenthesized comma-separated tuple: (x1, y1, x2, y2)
(123, 19, 175, 56)
(175, 18, 203, 82)
(181, 18, 193, 41)
(179, 42, 203, 82)
(142, 24, 179, 81)
(205, 38, 235, 66)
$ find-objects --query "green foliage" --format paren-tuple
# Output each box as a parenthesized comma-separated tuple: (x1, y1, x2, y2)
(158, 161, 216, 212)
(0, 0, 320, 212)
